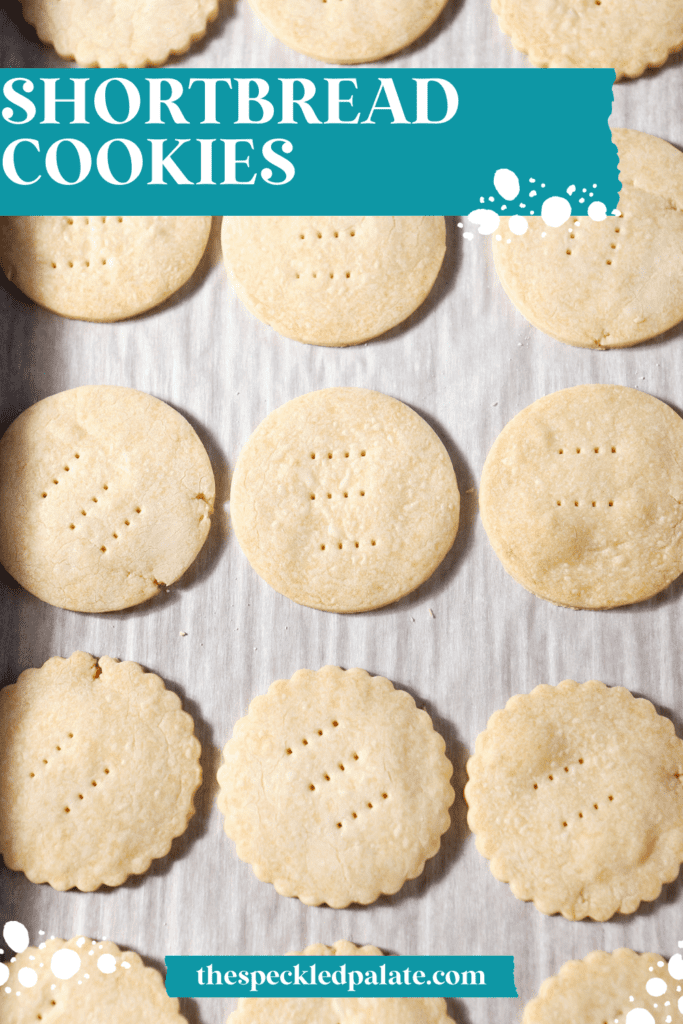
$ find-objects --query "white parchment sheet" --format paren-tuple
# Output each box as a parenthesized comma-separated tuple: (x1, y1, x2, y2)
(1, 3, 683, 1022)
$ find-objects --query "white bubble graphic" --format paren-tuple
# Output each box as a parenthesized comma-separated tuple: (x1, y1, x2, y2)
(17, 968, 37, 989)
(0, 965, 8, 986)
(679, 998, 683, 1014)
(541, 197, 572, 228)
(97, 954, 116, 975)
(668, 955, 683, 980)
(626, 1009, 655, 1024)
(467, 209, 500, 235)
(509, 215, 528, 236)
(567, 184, 576, 195)
(51, 949, 81, 980)
(647, 978, 667, 997)
(3, 923, 29, 954)
(493, 168, 520, 201)
(588, 201, 607, 221)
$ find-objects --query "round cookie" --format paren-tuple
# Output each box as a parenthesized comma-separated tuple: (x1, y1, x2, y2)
(20, 0, 218, 67)
(0, 216, 212, 322)
(221, 217, 446, 347)
(0, 936, 187, 1023)
(492, 129, 683, 348)
(466, 679, 683, 921)
(227, 942, 454, 1024)
(491, 0, 683, 78)
(523, 949, 674, 1024)
(0, 652, 202, 891)
(230, 388, 459, 612)
(246, 0, 449, 63)
(217, 666, 454, 908)
(479, 384, 683, 609)
(0, 385, 214, 612)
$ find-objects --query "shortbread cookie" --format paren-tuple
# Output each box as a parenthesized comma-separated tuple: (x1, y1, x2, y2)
(479, 384, 683, 608)
(0, 936, 186, 1023)
(524, 949, 673, 1024)
(230, 388, 459, 612)
(246, 0, 449, 63)
(218, 666, 454, 908)
(20, 0, 218, 67)
(222, 217, 446, 346)
(0, 385, 214, 612)
(466, 679, 683, 921)
(492, 0, 683, 78)
(227, 942, 453, 1024)
(0, 651, 202, 891)
(493, 129, 683, 348)
(0, 216, 212, 321)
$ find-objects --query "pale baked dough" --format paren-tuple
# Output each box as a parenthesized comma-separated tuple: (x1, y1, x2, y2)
(20, 0, 218, 67)
(0, 216, 212, 322)
(230, 387, 459, 612)
(217, 667, 454, 908)
(479, 384, 683, 608)
(466, 680, 683, 920)
(246, 0, 449, 63)
(492, 129, 683, 348)
(524, 949, 674, 1024)
(0, 651, 202, 891)
(227, 942, 454, 1024)
(221, 217, 446, 346)
(492, 0, 683, 78)
(0, 385, 214, 612)
(0, 937, 187, 1024)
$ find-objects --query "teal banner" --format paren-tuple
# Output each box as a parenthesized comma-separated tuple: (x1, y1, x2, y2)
(0, 69, 617, 215)
(164, 955, 517, 998)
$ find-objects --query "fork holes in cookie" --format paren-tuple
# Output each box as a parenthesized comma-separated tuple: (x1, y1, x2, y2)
(286, 748, 292, 755)
(367, 802, 373, 809)
(324, 774, 330, 781)
(353, 753, 358, 760)
(371, 540, 376, 546)
(309, 784, 315, 791)
(320, 544, 325, 550)
(332, 721, 338, 727)
(302, 739, 308, 745)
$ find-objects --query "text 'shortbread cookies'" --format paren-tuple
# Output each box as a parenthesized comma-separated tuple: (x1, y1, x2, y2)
(493, 130, 683, 348)
(227, 942, 454, 1024)
(217, 667, 454, 908)
(479, 384, 683, 609)
(245, 0, 450, 63)
(20, 0, 218, 67)
(230, 388, 459, 612)
(0, 652, 202, 891)
(0, 216, 212, 322)
(221, 217, 446, 346)
(492, 0, 683, 78)
(523, 949, 676, 1024)
(466, 680, 683, 921)
(0, 385, 215, 612)
(0, 936, 187, 1024)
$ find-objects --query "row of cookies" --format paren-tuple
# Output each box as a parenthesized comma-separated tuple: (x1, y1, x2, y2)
(17, 0, 683, 75)
(3, 650, 682, 926)
(2, 128, 682, 350)
(2, 380, 683, 613)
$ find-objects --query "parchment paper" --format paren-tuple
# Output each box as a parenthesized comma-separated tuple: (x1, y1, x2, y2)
(1, 2, 683, 1022)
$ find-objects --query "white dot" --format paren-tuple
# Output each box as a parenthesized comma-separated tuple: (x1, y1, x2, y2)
(122, 962, 131, 969)
(494, 168, 520, 201)
(51, 949, 81, 980)
(479, 196, 485, 203)
(467, 209, 500, 235)
(529, 190, 537, 197)
(669, 955, 683, 981)
(541, 196, 572, 228)
(679, 998, 683, 1014)
(488, 196, 495, 202)
(0, 965, 9, 986)
(76, 938, 86, 948)
(501, 204, 507, 210)
(509, 215, 528, 235)
(3, 923, 29, 954)
(647, 979, 667, 997)
(495, 234, 502, 241)
(97, 954, 116, 975)
(566, 184, 576, 195)
(541, 232, 547, 237)
(588, 201, 607, 221)
(626, 1010, 655, 1024)
(456, 222, 463, 228)
(463, 231, 474, 240)
(3, 986, 10, 994)
(17, 968, 37, 989)
(579, 198, 585, 204)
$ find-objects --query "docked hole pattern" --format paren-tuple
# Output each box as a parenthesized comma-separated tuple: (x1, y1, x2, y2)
(307, 448, 371, 551)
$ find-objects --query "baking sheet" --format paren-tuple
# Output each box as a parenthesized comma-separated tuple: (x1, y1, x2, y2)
(1, 2, 683, 1022)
